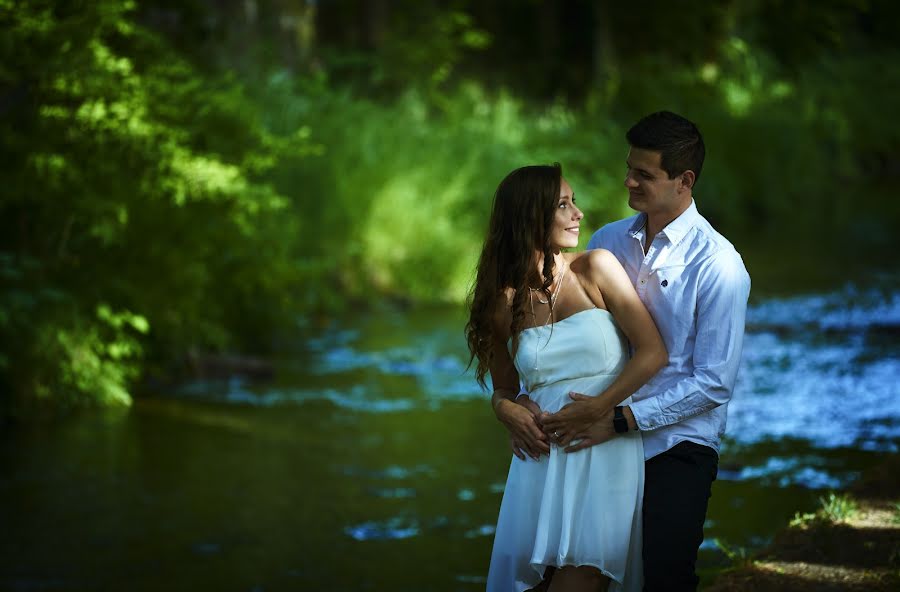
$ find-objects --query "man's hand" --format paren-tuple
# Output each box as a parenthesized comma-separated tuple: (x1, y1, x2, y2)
(541, 392, 614, 450)
(494, 395, 550, 460)
(540, 392, 606, 446)
(561, 405, 618, 452)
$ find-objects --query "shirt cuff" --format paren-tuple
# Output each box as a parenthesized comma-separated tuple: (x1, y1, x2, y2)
(629, 397, 663, 431)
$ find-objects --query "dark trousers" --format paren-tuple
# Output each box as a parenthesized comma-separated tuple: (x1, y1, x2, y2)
(642, 441, 719, 592)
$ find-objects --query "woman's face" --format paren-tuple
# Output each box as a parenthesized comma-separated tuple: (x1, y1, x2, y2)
(548, 178, 583, 250)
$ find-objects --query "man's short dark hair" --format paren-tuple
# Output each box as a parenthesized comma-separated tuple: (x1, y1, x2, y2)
(626, 111, 705, 185)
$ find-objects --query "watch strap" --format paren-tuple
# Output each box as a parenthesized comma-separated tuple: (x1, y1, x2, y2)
(613, 406, 628, 433)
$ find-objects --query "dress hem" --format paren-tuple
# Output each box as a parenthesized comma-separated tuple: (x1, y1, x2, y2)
(529, 559, 622, 587)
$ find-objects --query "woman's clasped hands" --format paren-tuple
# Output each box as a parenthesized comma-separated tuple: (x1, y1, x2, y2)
(493, 395, 550, 460)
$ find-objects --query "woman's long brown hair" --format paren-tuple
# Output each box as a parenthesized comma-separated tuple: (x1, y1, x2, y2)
(465, 164, 563, 390)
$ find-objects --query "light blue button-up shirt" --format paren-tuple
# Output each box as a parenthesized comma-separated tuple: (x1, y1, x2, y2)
(588, 200, 751, 460)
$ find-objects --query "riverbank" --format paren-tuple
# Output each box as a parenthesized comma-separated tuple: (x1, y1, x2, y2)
(704, 454, 900, 591)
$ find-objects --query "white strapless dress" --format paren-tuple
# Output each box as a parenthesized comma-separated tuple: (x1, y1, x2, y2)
(486, 308, 644, 592)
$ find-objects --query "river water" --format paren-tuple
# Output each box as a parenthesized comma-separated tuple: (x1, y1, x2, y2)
(2, 284, 899, 591)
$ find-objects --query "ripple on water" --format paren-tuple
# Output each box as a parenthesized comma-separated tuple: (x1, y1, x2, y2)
(174, 288, 900, 452)
(344, 517, 420, 541)
(305, 327, 360, 353)
(746, 286, 900, 332)
(717, 456, 855, 489)
(175, 380, 415, 413)
(365, 487, 417, 499)
(191, 542, 222, 555)
(313, 343, 485, 402)
(338, 464, 436, 480)
(318, 345, 462, 376)
(456, 575, 488, 584)
(729, 310, 900, 450)
(728, 288, 900, 448)
(457, 488, 476, 501)
(343, 514, 453, 541)
(464, 524, 496, 539)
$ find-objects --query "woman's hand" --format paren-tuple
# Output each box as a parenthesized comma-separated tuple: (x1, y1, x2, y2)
(540, 392, 608, 447)
(494, 395, 550, 460)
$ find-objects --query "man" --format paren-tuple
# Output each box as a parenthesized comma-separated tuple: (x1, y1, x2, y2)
(541, 110, 751, 591)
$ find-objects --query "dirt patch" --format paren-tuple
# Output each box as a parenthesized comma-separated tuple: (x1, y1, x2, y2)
(705, 456, 900, 591)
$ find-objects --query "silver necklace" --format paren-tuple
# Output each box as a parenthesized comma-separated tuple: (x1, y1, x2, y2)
(528, 287, 549, 304)
(527, 262, 568, 370)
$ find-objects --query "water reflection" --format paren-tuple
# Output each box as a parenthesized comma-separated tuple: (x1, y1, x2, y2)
(345, 516, 421, 541)
(2, 285, 898, 591)
(176, 285, 900, 451)
(717, 456, 857, 489)
(746, 285, 900, 331)
(732, 286, 900, 452)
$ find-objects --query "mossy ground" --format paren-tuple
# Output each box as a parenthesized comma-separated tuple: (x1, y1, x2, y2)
(705, 455, 900, 591)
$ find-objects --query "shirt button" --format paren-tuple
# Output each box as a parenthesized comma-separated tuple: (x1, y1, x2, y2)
(640, 279, 646, 284)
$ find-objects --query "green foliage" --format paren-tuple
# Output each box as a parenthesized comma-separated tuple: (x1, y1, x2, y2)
(790, 491, 859, 528)
(0, 0, 312, 416)
(819, 491, 860, 522)
(609, 35, 900, 248)
(3, 1, 899, 417)
(254, 78, 627, 303)
(375, 10, 491, 93)
(33, 307, 143, 407)
(789, 510, 819, 528)
(714, 538, 755, 569)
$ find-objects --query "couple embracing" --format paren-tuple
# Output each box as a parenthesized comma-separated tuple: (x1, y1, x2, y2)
(466, 111, 751, 591)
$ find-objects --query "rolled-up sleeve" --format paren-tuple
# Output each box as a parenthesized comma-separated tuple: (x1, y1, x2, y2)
(631, 249, 751, 430)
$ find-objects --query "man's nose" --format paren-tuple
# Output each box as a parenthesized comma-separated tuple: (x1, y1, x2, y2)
(624, 174, 638, 188)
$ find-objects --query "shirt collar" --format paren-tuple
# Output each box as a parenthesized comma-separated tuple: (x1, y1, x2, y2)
(626, 199, 699, 247)
(659, 199, 699, 246)
(627, 213, 647, 237)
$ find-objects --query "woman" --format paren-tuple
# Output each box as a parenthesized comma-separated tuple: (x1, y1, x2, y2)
(465, 164, 667, 592)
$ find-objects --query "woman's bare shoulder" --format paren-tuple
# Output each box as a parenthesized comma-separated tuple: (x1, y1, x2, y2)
(569, 249, 622, 280)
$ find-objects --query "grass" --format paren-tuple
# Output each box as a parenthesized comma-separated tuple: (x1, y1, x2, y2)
(818, 492, 859, 522)
(705, 457, 900, 592)
(714, 538, 755, 569)
(789, 492, 859, 528)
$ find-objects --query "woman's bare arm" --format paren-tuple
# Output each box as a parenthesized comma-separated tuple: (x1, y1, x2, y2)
(489, 302, 550, 460)
(541, 249, 667, 447)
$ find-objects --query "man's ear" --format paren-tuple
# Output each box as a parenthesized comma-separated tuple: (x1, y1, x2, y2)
(680, 170, 696, 191)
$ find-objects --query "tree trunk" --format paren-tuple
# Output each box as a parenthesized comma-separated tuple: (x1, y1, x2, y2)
(277, 0, 318, 73)
(592, 1, 619, 105)
(365, 0, 389, 51)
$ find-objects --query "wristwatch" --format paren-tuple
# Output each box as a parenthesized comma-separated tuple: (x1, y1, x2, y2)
(613, 406, 629, 434)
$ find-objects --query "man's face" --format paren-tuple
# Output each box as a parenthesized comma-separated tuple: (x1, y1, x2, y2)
(624, 147, 688, 218)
